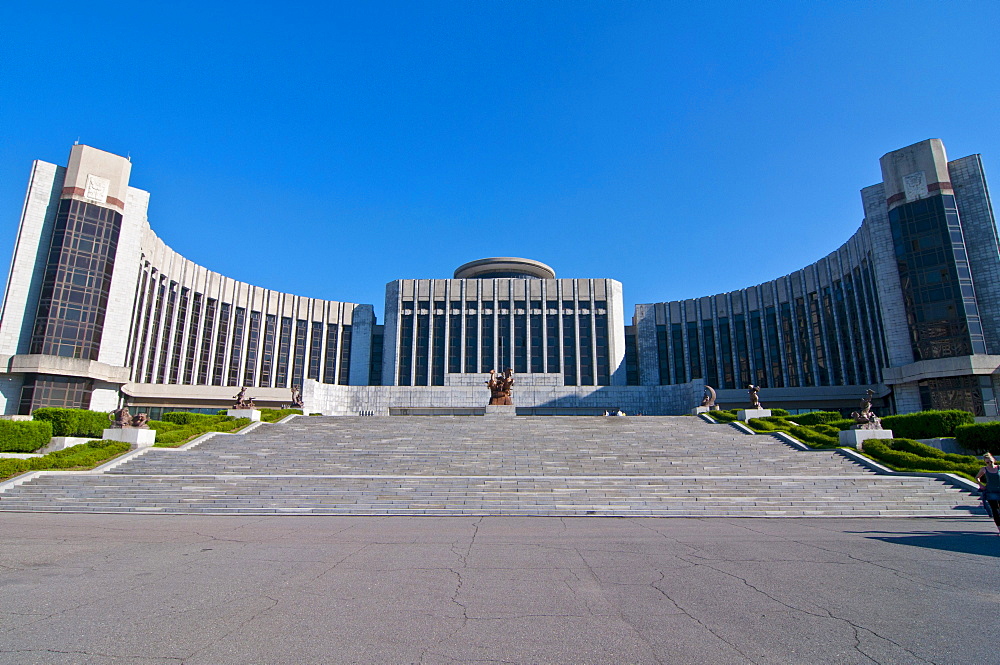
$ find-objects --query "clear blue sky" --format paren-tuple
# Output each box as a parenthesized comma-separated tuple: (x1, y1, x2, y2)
(1, 1, 998, 318)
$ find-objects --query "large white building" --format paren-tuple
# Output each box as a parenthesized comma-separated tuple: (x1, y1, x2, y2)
(1, 140, 998, 417)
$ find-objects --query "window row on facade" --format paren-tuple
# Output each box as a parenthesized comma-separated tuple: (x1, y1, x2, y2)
(653, 255, 889, 390)
(395, 299, 611, 386)
(125, 265, 354, 389)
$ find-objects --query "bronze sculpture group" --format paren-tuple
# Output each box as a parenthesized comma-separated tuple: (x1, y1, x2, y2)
(290, 385, 304, 409)
(486, 369, 515, 406)
(747, 384, 763, 409)
(233, 386, 256, 409)
(851, 389, 882, 430)
(109, 406, 149, 429)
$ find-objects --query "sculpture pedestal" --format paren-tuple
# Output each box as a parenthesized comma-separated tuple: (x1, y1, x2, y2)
(227, 409, 262, 421)
(839, 428, 894, 450)
(737, 409, 771, 421)
(102, 428, 156, 449)
(692, 406, 710, 414)
(485, 405, 516, 417)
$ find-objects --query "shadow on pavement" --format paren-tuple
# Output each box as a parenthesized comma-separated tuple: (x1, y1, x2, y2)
(867, 530, 1000, 557)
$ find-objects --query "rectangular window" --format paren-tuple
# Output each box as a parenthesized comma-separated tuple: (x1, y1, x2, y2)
(243, 311, 261, 386)
(212, 303, 231, 386)
(779, 302, 797, 388)
(686, 320, 701, 382)
(579, 309, 594, 385)
(702, 320, 717, 387)
(184, 293, 203, 384)
(718, 318, 734, 389)
(671, 322, 685, 384)
(145, 279, 165, 383)
(415, 301, 429, 386)
(324, 324, 340, 384)
(156, 282, 177, 384)
(197, 299, 217, 385)
(595, 302, 609, 385)
(169, 287, 188, 384)
(292, 319, 308, 387)
(228, 307, 245, 386)
(545, 301, 560, 373)
(464, 303, 478, 374)
(808, 293, 827, 386)
(764, 307, 783, 388)
(338, 325, 352, 385)
(481, 307, 494, 372)
(308, 321, 324, 381)
(821, 287, 843, 385)
(530, 300, 543, 374)
(432, 302, 446, 386)
(448, 302, 462, 374)
(260, 314, 276, 387)
(397, 311, 412, 385)
(562, 302, 577, 385)
(733, 314, 750, 387)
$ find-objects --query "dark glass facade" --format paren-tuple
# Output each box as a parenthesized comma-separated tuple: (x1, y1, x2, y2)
(18, 374, 93, 414)
(890, 194, 987, 360)
(29, 199, 121, 360)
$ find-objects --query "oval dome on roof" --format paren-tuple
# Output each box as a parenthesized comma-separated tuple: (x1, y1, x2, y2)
(453, 257, 556, 280)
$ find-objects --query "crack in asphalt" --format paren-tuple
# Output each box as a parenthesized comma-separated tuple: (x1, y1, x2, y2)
(0, 648, 183, 663)
(420, 518, 481, 664)
(647, 568, 763, 664)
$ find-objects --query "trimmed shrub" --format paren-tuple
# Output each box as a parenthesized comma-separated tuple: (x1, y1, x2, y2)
(955, 421, 1000, 455)
(861, 438, 981, 478)
(153, 416, 250, 447)
(880, 410, 974, 439)
(260, 408, 302, 423)
(746, 418, 777, 432)
(790, 411, 843, 426)
(787, 425, 839, 448)
(32, 408, 109, 438)
(707, 410, 738, 423)
(161, 412, 214, 425)
(770, 408, 790, 417)
(0, 440, 129, 481)
(0, 419, 53, 452)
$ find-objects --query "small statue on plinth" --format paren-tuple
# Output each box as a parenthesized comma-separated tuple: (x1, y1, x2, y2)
(233, 387, 256, 409)
(109, 406, 150, 429)
(290, 385, 304, 409)
(747, 384, 762, 410)
(701, 385, 717, 408)
(486, 368, 515, 406)
(851, 389, 882, 430)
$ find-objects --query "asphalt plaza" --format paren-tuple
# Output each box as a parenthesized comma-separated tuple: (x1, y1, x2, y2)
(0, 514, 997, 665)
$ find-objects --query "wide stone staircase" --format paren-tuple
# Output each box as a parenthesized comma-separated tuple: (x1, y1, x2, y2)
(0, 416, 984, 517)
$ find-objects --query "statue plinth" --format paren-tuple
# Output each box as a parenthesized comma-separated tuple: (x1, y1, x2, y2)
(737, 409, 771, 421)
(484, 405, 516, 418)
(103, 428, 156, 448)
(840, 429, 894, 449)
(228, 409, 261, 421)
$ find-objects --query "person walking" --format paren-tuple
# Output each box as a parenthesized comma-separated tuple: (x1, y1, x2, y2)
(976, 453, 1000, 535)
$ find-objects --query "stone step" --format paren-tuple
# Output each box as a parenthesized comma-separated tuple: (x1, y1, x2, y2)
(0, 415, 982, 517)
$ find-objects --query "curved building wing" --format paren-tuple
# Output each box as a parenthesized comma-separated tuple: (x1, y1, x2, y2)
(1, 139, 998, 416)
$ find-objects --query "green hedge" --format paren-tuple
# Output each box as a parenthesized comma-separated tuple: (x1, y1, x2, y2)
(880, 410, 974, 439)
(0, 420, 53, 452)
(0, 440, 129, 481)
(861, 438, 981, 478)
(152, 416, 251, 447)
(32, 408, 110, 438)
(787, 425, 839, 448)
(789, 411, 842, 426)
(160, 412, 217, 425)
(260, 408, 302, 423)
(955, 421, 1000, 455)
(706, 410, 738, 423)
